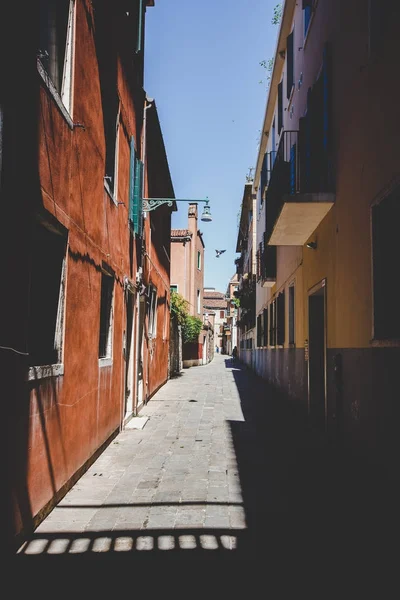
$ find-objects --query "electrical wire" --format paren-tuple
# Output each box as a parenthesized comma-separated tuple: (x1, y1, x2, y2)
(0, 345, 29, 356)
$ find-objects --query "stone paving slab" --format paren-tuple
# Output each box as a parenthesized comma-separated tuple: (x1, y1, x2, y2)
(17, 353, 394, 563)
(19, 355, 250, 559)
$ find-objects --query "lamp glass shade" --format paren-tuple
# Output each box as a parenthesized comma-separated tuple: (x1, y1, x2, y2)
(201, 205, 212, 222)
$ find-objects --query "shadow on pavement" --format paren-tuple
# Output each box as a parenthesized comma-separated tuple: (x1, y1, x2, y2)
(224, 357, 400, 562)
(12, 357, 399, 568)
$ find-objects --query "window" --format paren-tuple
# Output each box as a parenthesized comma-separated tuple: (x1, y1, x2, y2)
(28, 219, 67, 370)
(163, 293, 168, 340)
(129, 139, 144, 236)
(170, 285, 178, 293)
(99, 266, 114, 360)
(278, 80, 283, 133)
(38, 0, 75, 113)
(220, 310, 225, 319)
(286, 29, 294, 100)
(260, 153, 268, 202)
(269, 300, 276, 346)
(263, 308, 268, 347)
(197, 290, 201, 314)
(289, 284, 295, 345)
(257, 314, 262, 347)
(277, 290, 285, 346)
(197, 251, 201, 270)
(303, 0, 314, 38)
(372, 187, 400, 340)
(104, 106, 120, 200)
(148, 286, 158, 338)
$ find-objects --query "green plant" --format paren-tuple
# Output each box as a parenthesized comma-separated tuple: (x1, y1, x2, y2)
(231, 297, 240, 308)
(272, 2, 283, 25)
(259, 3, 283, 88)
(170, 291, 203, 344)
(170, 291, 189, 325)
(182, 315, 203, 344)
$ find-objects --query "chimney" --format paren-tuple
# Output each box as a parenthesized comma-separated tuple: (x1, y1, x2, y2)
(188, 203, 198, 233)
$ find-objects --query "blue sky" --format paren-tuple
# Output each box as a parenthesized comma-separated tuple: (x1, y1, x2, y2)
(145, 0, 280, 291)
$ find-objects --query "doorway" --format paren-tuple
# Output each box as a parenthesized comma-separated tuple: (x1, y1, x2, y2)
(124, 290, 135, 421)
(136, 295, 146, 411)
(308, 279, 327, 430)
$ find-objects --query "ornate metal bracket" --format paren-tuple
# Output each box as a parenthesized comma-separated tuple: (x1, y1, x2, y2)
(142, 197, 209, 212)
(142, 198, 175, 212)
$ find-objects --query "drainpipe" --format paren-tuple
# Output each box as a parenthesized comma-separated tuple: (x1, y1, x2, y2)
(133, 96, 153, 412)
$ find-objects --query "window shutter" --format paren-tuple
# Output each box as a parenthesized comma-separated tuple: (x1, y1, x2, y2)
(260, 153, 268, 199)
(129, 136, 136, 226)
(289, 285, 295, 344)
(277, 291, 285, 346)
(286, 31, 294, 99)
(136, 0, 144, 53)
(132, 158, 143, 236)
(138, 161, 144, 237)
(278, 81, 283, 132)
(263, 308, 268, 346)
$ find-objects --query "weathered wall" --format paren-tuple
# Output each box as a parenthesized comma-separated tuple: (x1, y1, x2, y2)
(4, 0, 149, 542)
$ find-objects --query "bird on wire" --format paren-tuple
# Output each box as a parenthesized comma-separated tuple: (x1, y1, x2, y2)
(215, 249, 226, 258)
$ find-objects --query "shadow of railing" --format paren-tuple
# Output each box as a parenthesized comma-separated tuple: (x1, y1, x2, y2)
(16, 526, 251, 562)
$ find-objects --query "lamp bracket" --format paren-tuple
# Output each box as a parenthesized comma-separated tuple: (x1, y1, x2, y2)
(142, 197, 209, 212)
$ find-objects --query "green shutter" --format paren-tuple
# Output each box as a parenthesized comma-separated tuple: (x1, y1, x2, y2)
(137, 160, 143, 237)
(132, 158, 144, 236)
(136, 0, 143, 53)
(129, 136, 136, 226)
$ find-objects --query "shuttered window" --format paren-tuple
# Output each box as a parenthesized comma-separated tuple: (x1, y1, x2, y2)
(277, 291, 285, 346)
(129, 138, 143, 237)
(278, 81, 283, 132)
(269, 300, 276, 346)
(286, 30, 294, 99)
(263, 308, 268, 347)
(257, 314, 262, 347)
(289, 284, 295, 344)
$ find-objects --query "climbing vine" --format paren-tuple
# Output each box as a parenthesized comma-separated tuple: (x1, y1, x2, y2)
(171, 291, 203, 343)
(182, 315, 203, 344)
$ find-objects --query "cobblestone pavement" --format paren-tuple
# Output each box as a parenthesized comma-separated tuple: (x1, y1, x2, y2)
(15, 354, 399, 564)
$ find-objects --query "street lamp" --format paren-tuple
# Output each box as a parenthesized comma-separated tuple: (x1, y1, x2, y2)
(142, 197, 213, 222)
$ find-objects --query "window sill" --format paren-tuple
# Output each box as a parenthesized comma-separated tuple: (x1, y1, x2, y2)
(37, 58, 74, 130)
(99, 357, 113, 367)
(370, 339, 400, 348)
(27, 363, 64, 381)
(104, 180, 118, 206)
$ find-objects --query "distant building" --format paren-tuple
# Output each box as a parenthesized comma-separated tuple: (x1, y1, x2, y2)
(170, 205, 214, 367)
(203, 288, 228, 353)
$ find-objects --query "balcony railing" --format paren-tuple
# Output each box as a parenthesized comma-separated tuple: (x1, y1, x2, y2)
(265, 127, 335, 245)
(260, 242, 276, 287)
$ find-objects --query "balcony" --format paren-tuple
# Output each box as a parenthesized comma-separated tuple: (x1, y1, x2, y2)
(265, 130, 335, 246)
(261, 243, 276, 287)
(235, 256, 244, 276)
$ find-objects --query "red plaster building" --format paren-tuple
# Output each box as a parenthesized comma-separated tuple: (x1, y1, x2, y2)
(1, 0, 174, 549)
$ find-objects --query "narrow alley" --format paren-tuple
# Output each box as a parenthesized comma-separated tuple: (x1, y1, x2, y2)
(15, 355, 398, 564)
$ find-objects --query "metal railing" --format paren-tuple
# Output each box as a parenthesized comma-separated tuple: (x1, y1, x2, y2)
(265, 129, 334, 241)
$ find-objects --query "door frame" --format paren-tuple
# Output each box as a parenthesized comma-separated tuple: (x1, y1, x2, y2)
(123, 287, 136, 423)
(307, 278, 327, 430)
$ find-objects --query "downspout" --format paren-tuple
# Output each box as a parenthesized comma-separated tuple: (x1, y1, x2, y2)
(135, 96, 153, 409)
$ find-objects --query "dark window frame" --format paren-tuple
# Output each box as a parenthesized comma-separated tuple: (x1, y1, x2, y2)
(99, 265, 115, 360)
(371, 186, 400, 341)
(28, 218, 68, 368)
